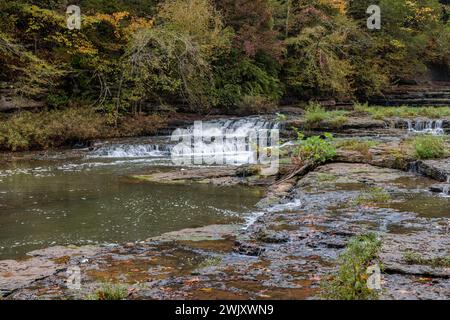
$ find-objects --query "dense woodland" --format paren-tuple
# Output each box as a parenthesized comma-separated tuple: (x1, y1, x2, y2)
(0, 0, 449, 150)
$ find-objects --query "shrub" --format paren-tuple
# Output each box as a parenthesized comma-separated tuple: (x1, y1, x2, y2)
(321, 233, 381, 300)
(0, 109, 167, 151)
(410, 135, 447, 159)
(295, 131, 337, 164)
(0, 108, 103, 151)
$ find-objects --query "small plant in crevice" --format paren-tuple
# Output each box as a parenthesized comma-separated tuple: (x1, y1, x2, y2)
(403, 252, 450, 268)
(321, 233, 381, 300)
(86, 282, 129, 300)
(335, 139, 379, 157)
(316, 173, 338, 182)
(304, 102, 348, 128)
(354, 187, 391, 206)
(197, 256, 222, 269)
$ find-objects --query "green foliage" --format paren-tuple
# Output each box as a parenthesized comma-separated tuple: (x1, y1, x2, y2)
(122, 0, 232, 111)
(212, 56, 283, 109)
(304, 102, 348, 127)
(294, 131, 336, 164)
(354, 103, 450, 119)
(0, 109, 166, 151)
(0, 0, 449, 139)
(321, 233, 381, 300)
(0, 108, 102, 151)
(354, 187, 391, 206)
(409, 135, 447, 160)
(197, 256, 222, 269)
(336, 139, 379, 157)
(89, 283, 128, 300)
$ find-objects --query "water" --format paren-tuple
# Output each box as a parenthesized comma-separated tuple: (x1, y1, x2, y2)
(0, 117, 278, 259)
(407, 119, 444, 135)
(441, 176, 450, 198)
(90, 117, 279, 165)
(0, 159, 264, 259)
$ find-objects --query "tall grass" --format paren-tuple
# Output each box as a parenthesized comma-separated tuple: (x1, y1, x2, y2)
(409, 135, 447, 159)
(304, 102, 348, 127)
(354, 103, 450, 119)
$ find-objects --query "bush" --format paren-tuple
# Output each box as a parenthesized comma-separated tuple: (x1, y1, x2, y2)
(0, 108, 167, 151)
(0, 108, 103, 151)
(410, 135, 447, 159)
(321, 233, 381, 300)
(294, 131, 337, 164)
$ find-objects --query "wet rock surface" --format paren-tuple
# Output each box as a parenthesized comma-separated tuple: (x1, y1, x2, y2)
(2, 161, 448, 300)
(132, 165, 276, 187)
(412, 158, 450, 182)
(1, 114, 449, 300)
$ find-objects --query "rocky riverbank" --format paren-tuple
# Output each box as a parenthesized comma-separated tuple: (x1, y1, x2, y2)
(1, 151, 448, 299)
(1, 109, 449, 300)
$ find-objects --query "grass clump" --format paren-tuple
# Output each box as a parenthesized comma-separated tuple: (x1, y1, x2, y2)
(321, 233, 381, 300)
(354, 103, 450, 120)
(336, 139, 379, 157)
(316, 173, 337, 182)
(354, 187, 391, 206)
(403, 252, 450, 268)
(197, 257, 222, 269)
(87, 283, 129, 300)
(304, 102, 348, 128)
(408, 135, 447, 160)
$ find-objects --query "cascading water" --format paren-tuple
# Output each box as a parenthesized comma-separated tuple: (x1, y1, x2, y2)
(170, 117, 279, 165)
(89, 143, 171, 158)
(442, 176, 450, 197)
(407, 119, 444, 135)
(88, 117, 279, 166)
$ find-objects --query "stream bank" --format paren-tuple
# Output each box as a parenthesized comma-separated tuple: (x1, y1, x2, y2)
(0, 114, 449, 300)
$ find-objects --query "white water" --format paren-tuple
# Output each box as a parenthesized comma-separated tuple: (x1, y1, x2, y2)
(88, 117, 279, 166)
(89, 144, 170, 158)
(171, 117, 279, 165)
(441, 176, 450, 198)
(407, 119, 444, 136)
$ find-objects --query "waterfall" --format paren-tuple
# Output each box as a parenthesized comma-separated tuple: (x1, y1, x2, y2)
(89, 144, 171, 158)
(171, 117, 279, 165)
(407, 119, 444, 135)
(443, 176, 450, 197)
(87, 117, 278, 165)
